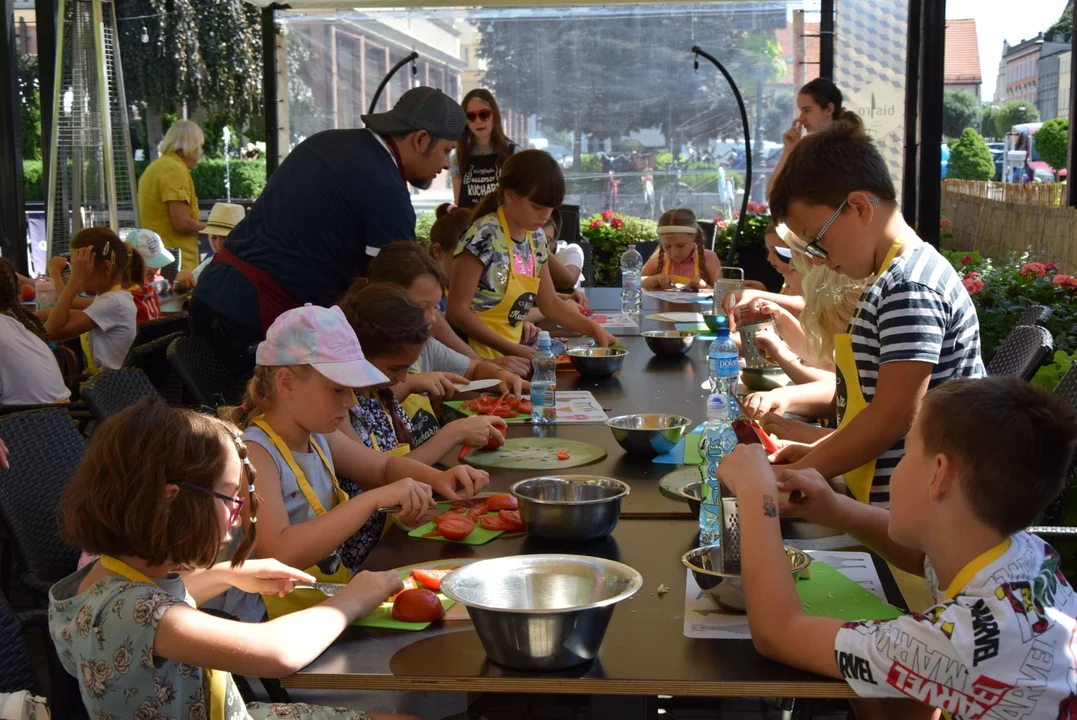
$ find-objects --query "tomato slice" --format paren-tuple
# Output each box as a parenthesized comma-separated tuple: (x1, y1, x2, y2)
(436, 513, 476, 541)
(556, 449, 571, 461)
(466, 502, 489, 520)
(498, 509, 525, 531)
(491, 407, 515, 418)
(486, 493, 518, 511)
(390, 575, 419, 599)
(507, 397, 521, 410)
(516, 401, 532, 414)
(752, 424, 780, 454)
(412, 568, 452, 591)
(479, 514, 517, 531)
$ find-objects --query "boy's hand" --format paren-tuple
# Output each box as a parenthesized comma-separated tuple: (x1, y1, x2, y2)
(776, 468, 843, 527)
(715, 444, 777, 498)
(769, 440, 813, 465)
(743, 390, 789, 420)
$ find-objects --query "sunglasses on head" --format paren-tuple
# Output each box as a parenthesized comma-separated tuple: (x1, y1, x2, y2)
(177, 482, 245, 524)
(466, 109, 493, 122)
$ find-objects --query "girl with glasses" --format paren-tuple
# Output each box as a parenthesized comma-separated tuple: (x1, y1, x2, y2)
(451, 88, 520, 209)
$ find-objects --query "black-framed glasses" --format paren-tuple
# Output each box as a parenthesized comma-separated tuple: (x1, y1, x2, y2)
(803, 198, 879, 260)
(177, 482, 244, 524)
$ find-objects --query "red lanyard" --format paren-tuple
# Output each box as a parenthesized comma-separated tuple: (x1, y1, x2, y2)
(382, 135, 408, 183)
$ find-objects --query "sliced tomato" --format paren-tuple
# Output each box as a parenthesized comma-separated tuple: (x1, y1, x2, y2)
(390, 575, 419, 599)
(436, 513, 476, 541)
(466, 502, 489, 520)
(486, 493, 518, 511)
(491, 406, 515, 418)
(506, 397, 521, 410)
(516, 401, 532, 414)
(479, 514, 517, 532)
(556, 449, 571, 461)
(422, 529, 442, 538)
(498, 509, 525, 531)
(412, 568, 453, 591)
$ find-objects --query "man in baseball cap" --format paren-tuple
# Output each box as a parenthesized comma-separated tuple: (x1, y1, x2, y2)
(192, 87, 467, 380)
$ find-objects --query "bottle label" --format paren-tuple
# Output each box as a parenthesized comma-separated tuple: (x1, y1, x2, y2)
(717, 355, 739, 375)
(622, 274, 640, 289)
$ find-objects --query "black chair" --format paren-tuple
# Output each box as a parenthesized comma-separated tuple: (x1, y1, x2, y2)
(0, 590, 43, 697)
(985, 325, 1054, 381)
(161, 247, 182, 283)
(167, 335, 242, 410)
(0, 407, 84, 598)
(80, 369, 163, 424)
(127, 312, 189, 351)
(124, 331, 186, 404)
(1017, 304, 1052, 327)
(579, 239, 595, 288)
(699, 220, 717, 251)
(558, 204, 581, 246)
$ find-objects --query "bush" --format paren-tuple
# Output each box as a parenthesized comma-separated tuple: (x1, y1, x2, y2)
(415, 211, 436, 248)
(580, 211, 658, 286)
(947, 128, 995, 181)
(1035, 117, 1069, 172)
(712, 203, 772, 266)
(23, 159, 43, 201)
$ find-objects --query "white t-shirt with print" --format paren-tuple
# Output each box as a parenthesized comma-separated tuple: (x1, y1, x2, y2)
(834, 532, 1077, 719)
(0, 314, 70, 405)
(413, 337, 471, 377)
(82, 289, 137, 371)
(556, 241, 585, 289)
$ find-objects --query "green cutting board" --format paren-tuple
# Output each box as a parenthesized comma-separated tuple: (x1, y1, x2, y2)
(797, 562, 904, 620)
(353, 560, 471, 631)
(682, 432, 703, 465)
(445, 400, 530, 423)
(407, 517, 506, 545)
(464, 438, 606, 470)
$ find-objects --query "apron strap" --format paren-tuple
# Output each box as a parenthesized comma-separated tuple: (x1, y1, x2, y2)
(251, 418, 348, 515)
(846, 233, 913, 332)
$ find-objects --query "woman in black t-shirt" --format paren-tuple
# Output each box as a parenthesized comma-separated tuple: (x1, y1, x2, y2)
(451, 89, 518, 209)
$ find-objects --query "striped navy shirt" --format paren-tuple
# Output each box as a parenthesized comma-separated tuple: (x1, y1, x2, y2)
(850, 237, 985, 506)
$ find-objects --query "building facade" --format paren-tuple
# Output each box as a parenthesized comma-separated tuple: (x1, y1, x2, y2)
(1060, 50, 1072, 119)
(1001, 34, 1070, 109)
(944, 19, 981, 101)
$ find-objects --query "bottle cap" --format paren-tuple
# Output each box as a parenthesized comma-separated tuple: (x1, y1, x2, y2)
(628, 244, 635, 249)
(706, 393, 729, 415)
(706, 314, 731, 333)
(537, 331, 551, 348)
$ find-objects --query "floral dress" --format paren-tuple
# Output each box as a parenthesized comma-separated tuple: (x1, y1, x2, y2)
(49, 565, 372, 720)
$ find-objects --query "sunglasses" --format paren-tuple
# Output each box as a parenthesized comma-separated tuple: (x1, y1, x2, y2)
(466, 109, 493, 122)
(803, 198, 879, 260)
(177, 482, 245, 524)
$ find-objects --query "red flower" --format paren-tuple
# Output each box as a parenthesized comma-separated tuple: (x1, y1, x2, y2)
(962, 275, 984, 295)
(964, 271, 979, 280)
(589, 219, 602, 230)
(940, 219, 950, 230)
(601, 210, 613, 221)
(1052, 274, 1077, 290)
(1045, 263, 1058, 272)
(732, 211, 740, 219)
(1020, 262, 1047, 278)
(610, 217, 625, 229)
(715, 218, 727, 229)
(961, 255, 974, 264)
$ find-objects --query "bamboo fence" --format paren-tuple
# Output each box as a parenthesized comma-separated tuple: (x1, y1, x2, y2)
(941, 180, 1077, 274)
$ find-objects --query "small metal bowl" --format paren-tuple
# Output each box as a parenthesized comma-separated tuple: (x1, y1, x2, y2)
(642, 330, 698, 357)
(741, 366, 788, 392)
(677, 480, 702, 518)
(440, 554, 643, 669)
(606, 413, 691, 455)
(510, 476, 629, 542)
(700, 312, 729, 333)
(567, 347, 628, 376)
(682, 544, 811, 613)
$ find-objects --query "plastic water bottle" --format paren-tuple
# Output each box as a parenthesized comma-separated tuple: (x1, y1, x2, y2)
(35, 274, 55, 310)
(706, 318, 740, 420)
(530, 331, 557, 424)
(698, 393, 738, 546)
(619, 244, 643, 315)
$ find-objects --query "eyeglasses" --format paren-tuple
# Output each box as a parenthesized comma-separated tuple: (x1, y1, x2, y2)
(802, 198, 879, 260)
(466, 109, 493, 122)
(177, 482, 244, 524)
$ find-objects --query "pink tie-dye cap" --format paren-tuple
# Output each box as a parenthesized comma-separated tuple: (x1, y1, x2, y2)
(256, 304, 389, 388)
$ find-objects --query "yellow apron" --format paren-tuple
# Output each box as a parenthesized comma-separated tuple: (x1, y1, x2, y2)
(468, 206, 542, 359)
(663, 249, 702, 286)
(250, 418, 353, 619)
(833, 236, 908, 504)
(78, 285, 123, 375)
(99, 555, 235, 720)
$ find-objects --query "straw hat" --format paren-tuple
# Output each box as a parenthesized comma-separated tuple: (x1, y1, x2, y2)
(204, 203, 245, 237)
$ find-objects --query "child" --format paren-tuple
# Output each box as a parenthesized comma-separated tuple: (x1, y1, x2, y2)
(767, 116, 984, 507)
(50, 399, 416, 720)
(428, 202, 471, 293)
(124, 228, 175, 325)
(716, 377, 1077, 719)
(0, 258, 70, 405)
(176, 202, 246, 292)
(446, 149, 617, 360)
(641, 208, 721, 290)
(223, 304, 487, 614)
(44, 228, 137, 373)
(338, 282, 508, 465)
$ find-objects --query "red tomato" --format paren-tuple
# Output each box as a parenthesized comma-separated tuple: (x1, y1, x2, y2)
(19, 284, 35, 302)
(390, 575, 419, 599)
(412, 568, 452, 591)
(556, 449, 571, 461)
(466, 502, 489, 520)
(479, 514, 516, 531)
(498, 509, 525, 531)
(516, 401, 532, 414)
(436, 513, 476, 541)
(391, 588, 445, 623)
(491, 407, 515, 419)
(507, 398, 521, 410)
(486, 493, 518, 511)
(483, 419, 508, 451)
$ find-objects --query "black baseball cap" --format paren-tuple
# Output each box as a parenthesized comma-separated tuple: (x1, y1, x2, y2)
(362, 87, 467, 140)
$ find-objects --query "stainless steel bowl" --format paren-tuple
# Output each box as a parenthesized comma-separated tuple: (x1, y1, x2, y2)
(682, 544, 810, 612)
(606, 413, 691, 455)
(677, 480, 702, 518)
(511, 476, 629, 542)
(700, 312, 729, 333)
(741, 366, 788, 392)
(642, 330, 698, 357)
(440, 554, 643, 669)
(566, 347, 627, 376)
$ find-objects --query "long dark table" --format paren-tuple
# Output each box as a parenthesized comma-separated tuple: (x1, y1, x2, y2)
(282, 288, 908, 702)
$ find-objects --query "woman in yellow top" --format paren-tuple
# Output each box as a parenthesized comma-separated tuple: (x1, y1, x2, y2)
(137, 120, 206, 272)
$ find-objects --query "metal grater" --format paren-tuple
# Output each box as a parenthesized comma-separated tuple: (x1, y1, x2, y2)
(719, 496, 741, 573)
(711, 267, 745, 314)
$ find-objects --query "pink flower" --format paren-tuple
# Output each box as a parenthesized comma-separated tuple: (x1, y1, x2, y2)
(1045, 263, 1058, 272)
(601, 210, 612, 221)
(589, 219, 602, 230)
(732, 211, 740, 219)
(962, 276, 984, 295)
(1052, 274, 1077, 290)
(1020, 262, 1047, 278)
(610, 217, 625, 229)
(964, 271, 979, 280)
(940, 219, 950, 230)
(715, 218, 727, 229)
(961, 255, 974, 264)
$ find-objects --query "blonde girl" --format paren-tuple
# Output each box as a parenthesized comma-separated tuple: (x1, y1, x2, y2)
(641, 208, 721, 290)
(51, 400, 417, 720)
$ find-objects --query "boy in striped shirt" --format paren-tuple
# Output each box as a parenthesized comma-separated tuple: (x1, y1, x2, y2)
(766, 115, 985, 506)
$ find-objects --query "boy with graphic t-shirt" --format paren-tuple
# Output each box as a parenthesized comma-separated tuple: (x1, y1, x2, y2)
(767, 116, 984, 507)
(716, 377, 1077, 720)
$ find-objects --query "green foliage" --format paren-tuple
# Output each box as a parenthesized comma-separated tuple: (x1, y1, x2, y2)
(1046, 3, 1073, 42)
(415, 211, 436, 249)
(16, 54, 40, 161)
(947, 128, 995, 181)
(580, 212, 658, 286)
(942, 90, 980, 139)
(995, 100, 1041, 134)
(980, 105, 1001, 139)
(1035, 117, 1069, 172)
(22, 160, 43, 201)
(133, 158, 266, 199)
(1032, 350, 1077, 392)
(711, 203, 772, 267)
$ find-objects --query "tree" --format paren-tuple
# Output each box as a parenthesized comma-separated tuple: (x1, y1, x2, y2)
(942, 90, 979, 138)
(947, 128, 995, 181)
(16, 54, 40, 161)
(1035, 117, 1069, 172)
(981, 104, 1001, 139)
(996, 99, 1040, 136)
(1046, 4, 1073, 42)
(194, 2, 262, 126)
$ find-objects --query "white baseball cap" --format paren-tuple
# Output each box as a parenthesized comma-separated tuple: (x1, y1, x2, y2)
(125, 229, 175, 269)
